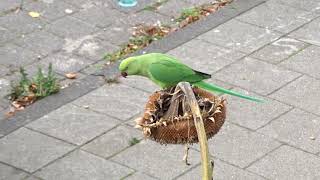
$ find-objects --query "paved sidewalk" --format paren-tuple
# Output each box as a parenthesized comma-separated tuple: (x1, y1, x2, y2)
(1, 0, 320, 179)
(0, 0, 198, 111)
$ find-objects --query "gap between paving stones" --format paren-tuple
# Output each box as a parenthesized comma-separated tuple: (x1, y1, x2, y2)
(0, 0, 266, 137)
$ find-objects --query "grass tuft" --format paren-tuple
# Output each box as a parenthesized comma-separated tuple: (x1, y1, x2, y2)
(10, 63, 60, 107)
(129, 137, 141, 146)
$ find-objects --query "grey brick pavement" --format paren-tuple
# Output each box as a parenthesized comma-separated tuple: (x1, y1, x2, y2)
(1, 0, 320, 179)
(0, 0, 187, 111)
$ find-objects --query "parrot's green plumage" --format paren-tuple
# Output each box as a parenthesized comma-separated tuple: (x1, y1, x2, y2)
(119, 53, 263, 102)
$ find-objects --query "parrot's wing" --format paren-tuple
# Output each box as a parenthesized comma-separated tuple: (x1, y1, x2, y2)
(148, 60, 210, 85)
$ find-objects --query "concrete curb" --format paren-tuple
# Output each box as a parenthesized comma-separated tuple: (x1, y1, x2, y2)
(0, 0, 266, 137)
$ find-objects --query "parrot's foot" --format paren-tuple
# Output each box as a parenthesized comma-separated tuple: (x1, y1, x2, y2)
(183, 144, 191, 165)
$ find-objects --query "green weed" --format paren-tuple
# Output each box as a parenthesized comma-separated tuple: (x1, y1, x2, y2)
(11, 63, 60, 103)
(129, 137, 141, 146)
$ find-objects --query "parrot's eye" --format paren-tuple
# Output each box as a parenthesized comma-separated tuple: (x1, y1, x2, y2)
(121, 72, 128, 78)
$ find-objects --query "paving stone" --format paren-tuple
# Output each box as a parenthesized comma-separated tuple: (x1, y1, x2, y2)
(214, 57, 301, 95)
(0, 77, 11, 95)
(217, 0, 266, 18)
(79, 60, 105, 75)
(124, 171, 157, 180)
(0, 26, 17, 44)
(250, 37, 308, 64)
(111, 140, 201, 179)
(270, 75, 320, 116)
(289, 18, 320, 46)
(0, 11, 46, 34)
(119, 76, 158, 93)
(24, 0, 77, 21)
(224, 87, 291, 130)
(168, 39, 245, 74)
(247, 145, 320, 179)
(62, 0, 112, 9)
(0, 162, 28, 180)
(280, 45, 320, 79)
(271, 0, 320, 13)
(0, 0, 21, 14)
(0, 64, 11, 76)
(23, 175, 42, 180)
(38, 52, 93, 74)
(72, 5, 125, 28)
(26, 104, 119, 145)
(258, 108, 320, 154)
(35, 150, 133, 180)
(126, 11, 171, 26)
(157, 0, 193, 18)
(67, 36, 119, 61)
(82, 125, 142, 158)
(72, 84, 149, 120)
(0, 127, 75, 172)
(46, 16, 97, 39)
(0, 43, 38, 68)
(209, 122, 281, 168)
(236, 0, 316, 33)
(176, 160, 264, 180)
(198, 19, 282, 53)
(95, 21, 133, 46)
(14, 30, 64, 56)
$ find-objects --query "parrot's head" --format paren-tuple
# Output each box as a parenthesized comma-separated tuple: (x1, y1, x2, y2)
(119, 56, 139, 78)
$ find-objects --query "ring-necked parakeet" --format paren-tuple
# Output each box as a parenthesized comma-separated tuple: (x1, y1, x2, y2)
(119, 53, 263, 102)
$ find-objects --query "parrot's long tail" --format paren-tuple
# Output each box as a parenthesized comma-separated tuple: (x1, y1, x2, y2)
(193, 81, 264, 102)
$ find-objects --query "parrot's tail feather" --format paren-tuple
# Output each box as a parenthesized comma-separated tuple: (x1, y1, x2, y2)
(194, 81, 264, 102)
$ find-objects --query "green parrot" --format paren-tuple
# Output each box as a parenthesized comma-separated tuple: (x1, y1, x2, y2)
(119, 53, 263, 102)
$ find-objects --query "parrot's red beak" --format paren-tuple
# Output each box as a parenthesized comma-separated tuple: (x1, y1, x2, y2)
(121, 72, 128, 78)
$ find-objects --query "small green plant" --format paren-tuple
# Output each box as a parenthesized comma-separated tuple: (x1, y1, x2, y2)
(175, 7, 201, 23)
(175, 1, 233, 27)
(10, 63, 60, 106)
(129, 137, 141, 146)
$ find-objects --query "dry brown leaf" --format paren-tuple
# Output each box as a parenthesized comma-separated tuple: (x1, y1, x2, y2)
(5, 111, 15, 118)
(11, 101, 21, 109)
(65, 72, 77, 79)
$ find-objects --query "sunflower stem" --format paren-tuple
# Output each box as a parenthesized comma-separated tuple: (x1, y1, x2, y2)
(178, 82, 213, 180)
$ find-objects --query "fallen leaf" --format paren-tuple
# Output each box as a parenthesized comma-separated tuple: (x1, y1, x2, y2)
(28, 11, 40, 18)
(11, 101, 21, 109)
(65, 72, 77, 79)
(5, 111, 15, 118)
